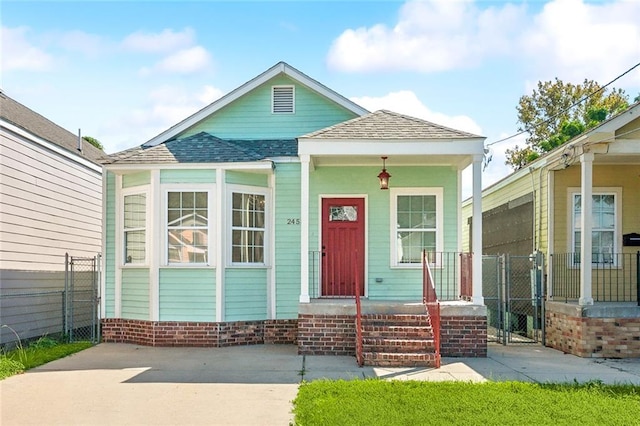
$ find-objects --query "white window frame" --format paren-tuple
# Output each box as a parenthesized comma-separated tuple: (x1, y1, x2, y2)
(390, 187, 444, 269)
(227, 185, 271, 267)
(568, 187, 621, 267)
(271, 85, 295, 114)
(162, 185, 215, 267)
(121, 186, 150, 267)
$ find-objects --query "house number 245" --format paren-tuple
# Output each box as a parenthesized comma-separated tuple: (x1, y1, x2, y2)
(287, 218, 301, 225)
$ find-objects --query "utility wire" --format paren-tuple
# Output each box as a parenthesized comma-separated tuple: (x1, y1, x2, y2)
(486, 61, 640, 147)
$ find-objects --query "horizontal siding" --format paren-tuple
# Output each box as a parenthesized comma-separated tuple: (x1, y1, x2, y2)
(121, 268, 149, 319)
(159, 268, 215, 321)
(462, 165, 549, 254)
(309, 165, 459, 301)
(553, 164, 639, 254)
(274, 163, 301, 318)
(122, 171, 150, 188)
(0, 130, 102, 271)
(160, 169, 216, 184)
(224, 269, 267, 321)
(104, 172, 116, 317)
(226, 171, 268, 187)
(0, 271, 65, 345)
(180, 75, 357, 140)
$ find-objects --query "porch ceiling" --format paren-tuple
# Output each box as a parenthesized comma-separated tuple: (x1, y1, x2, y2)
(310, 154, 474, 169)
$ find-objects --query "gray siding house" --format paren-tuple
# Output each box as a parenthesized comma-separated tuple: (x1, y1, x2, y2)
(0, 92, 104, 345)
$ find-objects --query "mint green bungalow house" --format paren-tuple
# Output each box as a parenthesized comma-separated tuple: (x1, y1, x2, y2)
(100, 62, 487, 365)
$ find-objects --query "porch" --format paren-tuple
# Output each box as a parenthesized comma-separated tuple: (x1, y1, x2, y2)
(546, 251, 640, 357)
(298, 251, 486, 362)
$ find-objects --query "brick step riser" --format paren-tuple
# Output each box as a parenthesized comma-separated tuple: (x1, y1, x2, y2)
(362, 330, 433, 339)
(363, 322, 433, 329)
(362, 316, 432, 324)
(363, 345, 435, 354)
(363, 353, 440, 368)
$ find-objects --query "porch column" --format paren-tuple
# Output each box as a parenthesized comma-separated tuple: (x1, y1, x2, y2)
(579, 152, 594, 306)
(471, 155, 484, 305)
(216, 168, 225, 321)
(300, 155, 310, 303)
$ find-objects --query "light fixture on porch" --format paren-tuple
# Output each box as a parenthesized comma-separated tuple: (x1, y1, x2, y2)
(377, 156, 391, 190)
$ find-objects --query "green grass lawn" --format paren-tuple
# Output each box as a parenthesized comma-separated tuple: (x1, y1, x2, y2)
(0, 336, 93, 380)
(292, 379, 640, 426)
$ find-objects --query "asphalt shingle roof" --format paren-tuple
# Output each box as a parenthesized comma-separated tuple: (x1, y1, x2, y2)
(302, 110, 482, 140)
(101, 132, 298, 165)
(1, 91, 105, 164)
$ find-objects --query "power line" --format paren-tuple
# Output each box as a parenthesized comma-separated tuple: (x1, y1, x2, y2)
(486, 61, 640, 147)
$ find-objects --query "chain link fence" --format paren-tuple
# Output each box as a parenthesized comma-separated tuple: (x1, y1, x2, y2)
(0, 254, 100, 349)
(483, 252, 544, 345)
(64, 253, 101, 342)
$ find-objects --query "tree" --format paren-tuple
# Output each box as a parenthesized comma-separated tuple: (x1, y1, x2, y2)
(506, 78, 629, 169)
(83, 136, 104, 151)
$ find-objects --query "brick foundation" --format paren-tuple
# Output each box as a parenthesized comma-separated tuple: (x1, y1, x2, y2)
(296, 302, 487, 357)
(101, 305, 487, 357)
(297, 314, 355, 355)
(101, 318, 297, 347)
(440, 315, 488, 357)
(545, 302, 640, 358)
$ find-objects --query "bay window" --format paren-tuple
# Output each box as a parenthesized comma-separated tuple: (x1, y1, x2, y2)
(123, 193, 146, 264)
(167, 191, 209, 264)
(231, 191, 266, 264)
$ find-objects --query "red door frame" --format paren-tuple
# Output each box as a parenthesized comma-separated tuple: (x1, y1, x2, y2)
(321, 197, 365, 297)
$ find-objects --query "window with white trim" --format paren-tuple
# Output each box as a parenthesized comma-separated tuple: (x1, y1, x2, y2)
(571, 191, 619, 264)
(391, 188, 443, 266)
(272, 85, 294, 114)
(123, 193, 146, 264)
(231, 191, 266, 264)
(167, 191, 209, 264)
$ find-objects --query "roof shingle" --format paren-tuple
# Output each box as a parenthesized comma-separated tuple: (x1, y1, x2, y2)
(101, 132, 297, 165)
(301, 110, 482, 140)
(1, 91, 105, 163)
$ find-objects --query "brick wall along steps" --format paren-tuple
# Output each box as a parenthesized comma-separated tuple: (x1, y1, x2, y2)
(360, 314, 440, 368)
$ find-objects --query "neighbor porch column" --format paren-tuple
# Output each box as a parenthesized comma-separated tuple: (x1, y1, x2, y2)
(471, 155, 484, 305)
(300, 155, 310, 303)
(579, 152, 594, 306)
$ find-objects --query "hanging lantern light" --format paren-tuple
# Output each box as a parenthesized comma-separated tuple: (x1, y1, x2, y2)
(377, 156, 391, 190)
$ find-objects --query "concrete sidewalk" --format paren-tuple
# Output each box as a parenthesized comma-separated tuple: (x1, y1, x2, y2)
(1, 343, 639, 426)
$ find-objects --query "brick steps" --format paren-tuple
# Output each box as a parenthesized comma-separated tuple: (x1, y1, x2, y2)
(359, 314, 440, 368)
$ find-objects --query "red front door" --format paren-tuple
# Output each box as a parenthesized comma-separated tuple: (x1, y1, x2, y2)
(321, 198, 365, 297)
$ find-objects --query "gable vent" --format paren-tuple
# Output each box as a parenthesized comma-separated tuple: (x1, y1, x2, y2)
(272, 85, 295, 114)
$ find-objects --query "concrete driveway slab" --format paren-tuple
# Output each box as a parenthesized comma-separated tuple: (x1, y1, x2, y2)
(2, 342, 640, 426)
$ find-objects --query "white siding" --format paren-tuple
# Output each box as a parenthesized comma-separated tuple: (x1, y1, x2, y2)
(0, 126, 102, 271)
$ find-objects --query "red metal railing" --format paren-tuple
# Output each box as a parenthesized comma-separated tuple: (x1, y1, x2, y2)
(354, 250, 364, 367)
(459, 252, 473, 301)
(423, 250, 441, 368)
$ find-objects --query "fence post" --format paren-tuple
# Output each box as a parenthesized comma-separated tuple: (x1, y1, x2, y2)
(64, 252, 69, 338)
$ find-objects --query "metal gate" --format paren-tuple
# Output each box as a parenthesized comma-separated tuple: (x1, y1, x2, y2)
(64, 253, 101, 342)
(483, 251, 544, 345)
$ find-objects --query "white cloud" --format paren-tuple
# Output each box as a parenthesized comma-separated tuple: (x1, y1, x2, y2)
(328, 0, 640, 89)
(100, 84, 222, 152)
(122, 27, 195, 53)
(351, 90, 483, 135)
(327, 0, 526, 72)
(520, 0, 640, 84)
(1, 26, 54, 72)
(139, 46, 213, 76)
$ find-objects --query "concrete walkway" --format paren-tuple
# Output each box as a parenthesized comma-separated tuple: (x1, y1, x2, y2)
(1, 343, 639, 426)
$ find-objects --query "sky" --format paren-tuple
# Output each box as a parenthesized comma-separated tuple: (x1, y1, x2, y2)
(2, 0, 640, 198)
